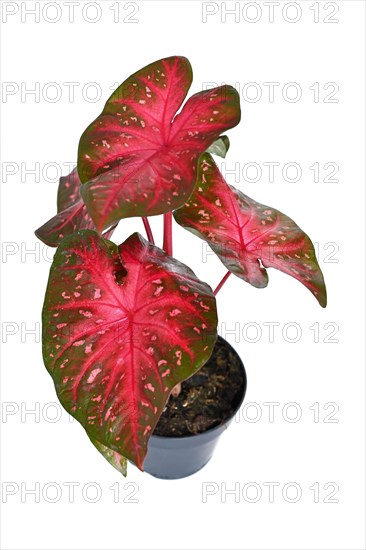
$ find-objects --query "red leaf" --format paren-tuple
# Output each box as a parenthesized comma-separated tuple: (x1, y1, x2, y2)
(174, 154, 327, 307)
(77, 56, 240, 232)
(42, 231, 217, 469)
(35, 168, 117, 247)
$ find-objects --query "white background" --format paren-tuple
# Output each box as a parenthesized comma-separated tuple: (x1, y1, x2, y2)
(1, 1, 365, 549)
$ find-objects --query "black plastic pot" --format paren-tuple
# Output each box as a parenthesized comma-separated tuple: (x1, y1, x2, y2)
(143, 337, 247, 479)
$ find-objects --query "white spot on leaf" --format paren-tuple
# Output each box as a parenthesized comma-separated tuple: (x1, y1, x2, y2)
(87, 368, 101, 383)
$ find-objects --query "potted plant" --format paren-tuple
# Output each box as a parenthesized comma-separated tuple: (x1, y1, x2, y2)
(35, 56, 326, 479)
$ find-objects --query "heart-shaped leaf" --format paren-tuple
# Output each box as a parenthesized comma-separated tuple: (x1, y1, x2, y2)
(35, 168, 117, 247)
(174, 154, 327, 307)
(77, 56, 240, 232)
(42, 230, 217, 469)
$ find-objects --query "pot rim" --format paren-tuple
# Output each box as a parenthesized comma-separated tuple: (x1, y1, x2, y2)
(150, 335, 247, 441)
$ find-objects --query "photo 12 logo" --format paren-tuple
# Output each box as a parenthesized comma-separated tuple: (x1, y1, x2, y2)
(201, 481, 340, 503)
(202, 81, 340, 104)
(1, 481, 139, 504)
(218, 161, 340, 185)
(1, 1, 140, 24)
(201, 2, 340, 24)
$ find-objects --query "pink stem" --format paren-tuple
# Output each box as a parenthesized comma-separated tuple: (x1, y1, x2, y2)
(214, 271, 231, 296)
(142, 217, 155, 245)
(163, 213, 173, 256)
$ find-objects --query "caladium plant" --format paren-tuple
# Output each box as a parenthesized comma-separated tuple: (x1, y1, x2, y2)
(36, 56, 327, 475)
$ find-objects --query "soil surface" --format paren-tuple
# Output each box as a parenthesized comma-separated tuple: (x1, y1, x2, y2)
(153, 337, 246, 437)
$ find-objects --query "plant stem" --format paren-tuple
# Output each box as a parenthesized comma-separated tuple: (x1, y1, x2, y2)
(142, 217, 155, 245)
(213, 271, 231, 296)
(163, 213, 173, 256)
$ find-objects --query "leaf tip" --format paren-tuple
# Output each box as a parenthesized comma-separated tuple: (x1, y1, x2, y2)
(34, 226, 57, 248)
(317, 285, 327, 308)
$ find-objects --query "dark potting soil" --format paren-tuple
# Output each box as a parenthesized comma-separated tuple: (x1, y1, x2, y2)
(153, 337, 246, 437)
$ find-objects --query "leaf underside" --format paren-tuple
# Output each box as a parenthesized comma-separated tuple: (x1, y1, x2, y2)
(174, 154, 327, 307)
(206, 135, 230, 158)
(77, 56, 241, 231)
(42, 230, 218, 469)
